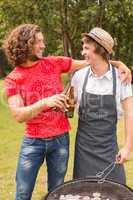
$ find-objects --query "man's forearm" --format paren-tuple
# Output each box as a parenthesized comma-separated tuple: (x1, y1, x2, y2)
(11, 98, 49, 123)
(123, 97, 133, 151)
(124, 115, 133, 151)
(10, 93, 66, 123)
(72, 60, 129, 71)
(70, 59, 88, 72)
(110, 60, 132, 83)
(110, 60, 121, 68)
(110, 60, 130, 72)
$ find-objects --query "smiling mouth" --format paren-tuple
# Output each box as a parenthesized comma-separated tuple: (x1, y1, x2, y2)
(84, 56, 90, 60)
(36, 52, 43, 58)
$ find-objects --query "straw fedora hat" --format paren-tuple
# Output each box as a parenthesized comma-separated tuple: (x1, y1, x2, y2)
(83, 27, 114, 54)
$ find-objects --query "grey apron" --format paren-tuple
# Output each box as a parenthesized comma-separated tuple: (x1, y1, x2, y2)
(73, 67, 126, 184)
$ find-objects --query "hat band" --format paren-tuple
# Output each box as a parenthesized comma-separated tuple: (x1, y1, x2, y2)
(88, 32, 111, 53)
(89, 32, 103, 41)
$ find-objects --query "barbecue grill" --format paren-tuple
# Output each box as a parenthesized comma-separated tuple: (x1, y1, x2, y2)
(44, 177, 133, 200)
(44, 163, 133, 200)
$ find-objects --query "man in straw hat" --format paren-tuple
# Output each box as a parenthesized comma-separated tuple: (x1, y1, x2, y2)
(72, 27, 133, 184)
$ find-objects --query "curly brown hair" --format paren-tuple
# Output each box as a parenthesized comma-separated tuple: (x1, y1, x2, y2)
(3, 24, 41, 66)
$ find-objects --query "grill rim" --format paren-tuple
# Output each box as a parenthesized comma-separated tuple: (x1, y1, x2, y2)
(44, 176, 133, 200)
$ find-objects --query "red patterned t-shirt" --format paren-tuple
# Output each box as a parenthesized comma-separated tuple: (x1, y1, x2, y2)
(4, 56, 72, 138)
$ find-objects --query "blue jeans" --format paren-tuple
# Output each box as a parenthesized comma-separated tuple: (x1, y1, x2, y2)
(15, 132, 69, 200)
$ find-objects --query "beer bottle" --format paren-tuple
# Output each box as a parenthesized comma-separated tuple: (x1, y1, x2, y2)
(53, 82, 75, 118)
(65, 86, 75, 118)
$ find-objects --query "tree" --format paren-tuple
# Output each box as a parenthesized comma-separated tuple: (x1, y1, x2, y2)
(0, 0, 133, 77)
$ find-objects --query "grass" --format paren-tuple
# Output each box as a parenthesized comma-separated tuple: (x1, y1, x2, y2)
(0, 80, 133, 200)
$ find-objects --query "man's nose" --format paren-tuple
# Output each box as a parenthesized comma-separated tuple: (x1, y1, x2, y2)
(41, 43, 46, 49)
(81, 49, 85, 56)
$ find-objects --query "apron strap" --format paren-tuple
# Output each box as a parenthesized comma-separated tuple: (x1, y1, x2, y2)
(82, 68, 90, 109)
(112, 66, 117, 96)
(81, 65, 117, 109)
(82, 68, 90, 93)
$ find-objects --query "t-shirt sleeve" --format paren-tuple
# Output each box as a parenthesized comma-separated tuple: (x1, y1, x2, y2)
(51, 56, 72, 73)
(4, 77, 19, 98)
(120, 83, 133, 101)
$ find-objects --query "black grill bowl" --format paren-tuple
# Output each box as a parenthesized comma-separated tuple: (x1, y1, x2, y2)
(44, 177, 133, 200)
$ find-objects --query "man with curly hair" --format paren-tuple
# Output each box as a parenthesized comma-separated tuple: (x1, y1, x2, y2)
(3, 24, 131, 200)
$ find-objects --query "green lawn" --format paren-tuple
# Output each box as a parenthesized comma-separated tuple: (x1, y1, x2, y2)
(0, 80, 133, 200)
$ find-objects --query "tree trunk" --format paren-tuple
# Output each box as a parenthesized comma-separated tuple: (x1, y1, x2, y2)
(59, 0, 76, 57)
(0, 49, 8, 78)
(96, 0, 105, 27)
